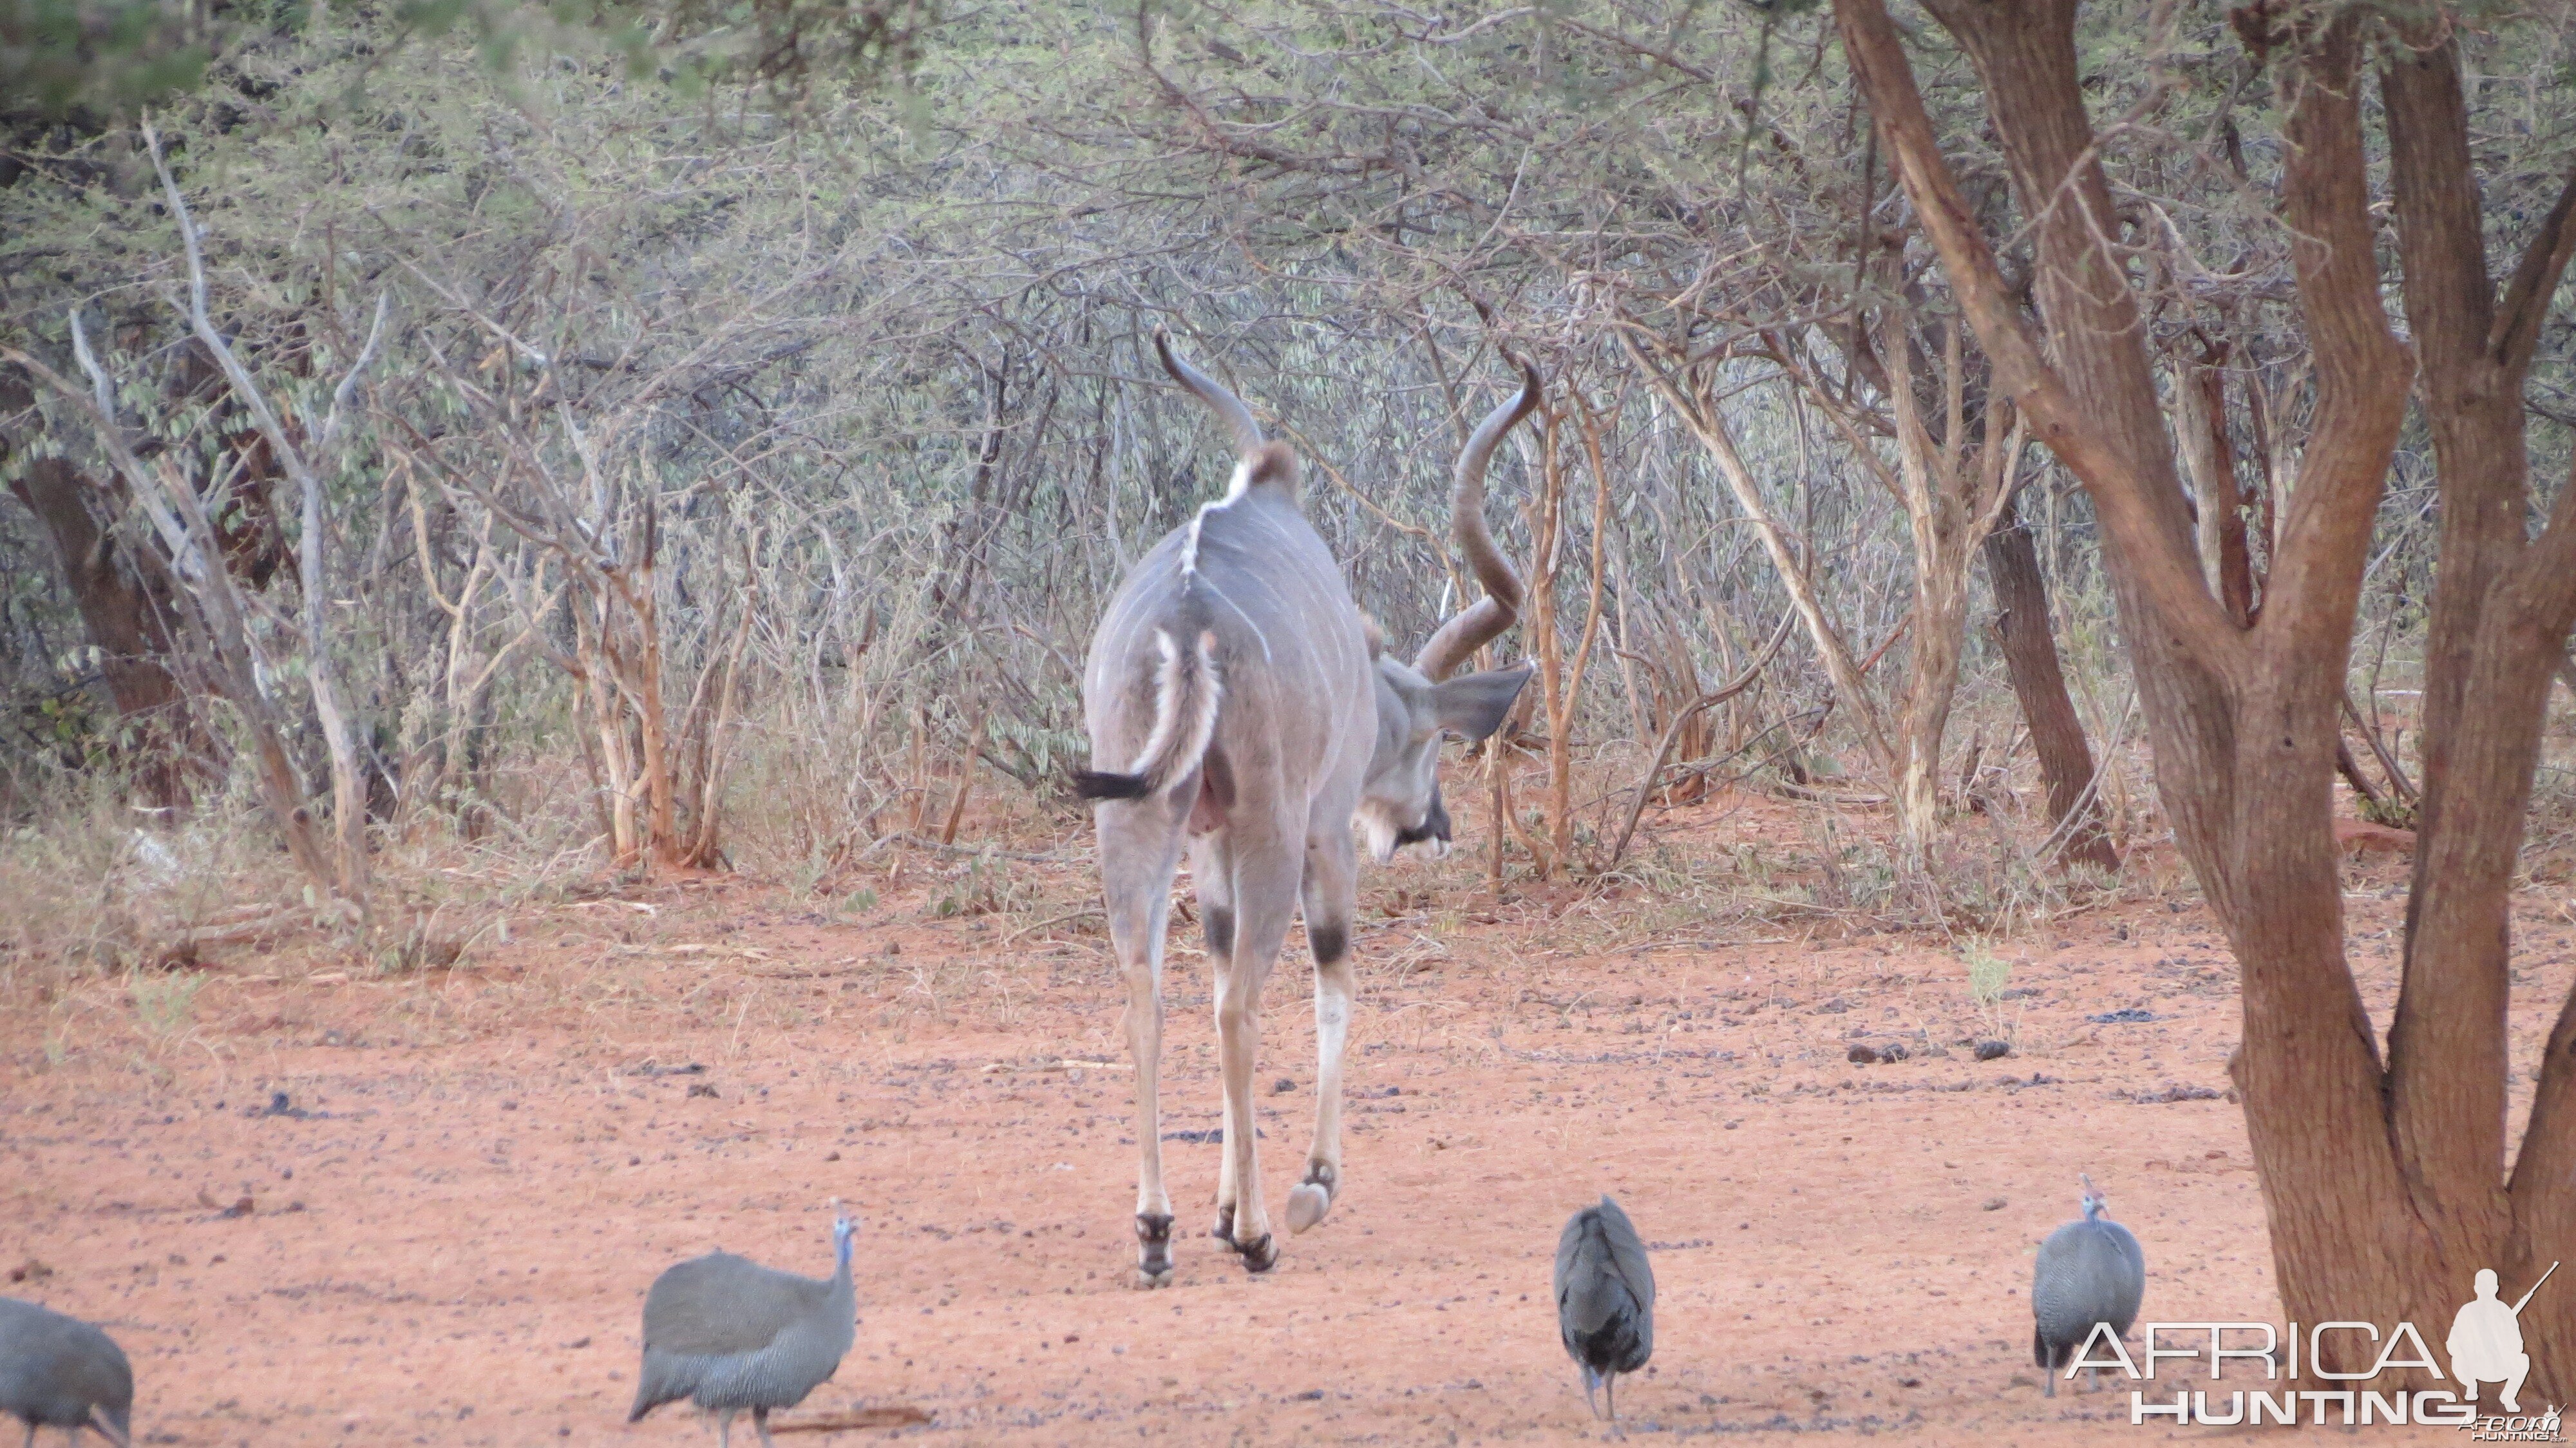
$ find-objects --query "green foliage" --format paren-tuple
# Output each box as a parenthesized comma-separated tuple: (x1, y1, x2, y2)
(0, 0, 217, 117)
(5, 0, 2564, 900)
(1962, 938, 2012, 1042)
(0, 0, 929, 122)
(927, 853, 1019, 919)
(1964, 941, 2009, 1009)
(2360, 795, 2419, 832)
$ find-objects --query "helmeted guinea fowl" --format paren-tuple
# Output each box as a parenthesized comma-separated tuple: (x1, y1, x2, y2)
(2032, 1174, 2145, 1397)
(0, 1296, 133, 1448)
(1555, 1195, 1654, 1424)
(630, 1212, 858, 1447)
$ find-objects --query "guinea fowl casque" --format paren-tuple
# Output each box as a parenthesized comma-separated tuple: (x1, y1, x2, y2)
(630, 1212, 858, 1447)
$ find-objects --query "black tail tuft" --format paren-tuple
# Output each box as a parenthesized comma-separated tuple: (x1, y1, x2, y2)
(1072, 768, 1154, 801)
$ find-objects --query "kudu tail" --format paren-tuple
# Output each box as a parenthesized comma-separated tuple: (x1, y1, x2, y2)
(1073, 626, 1222, 803)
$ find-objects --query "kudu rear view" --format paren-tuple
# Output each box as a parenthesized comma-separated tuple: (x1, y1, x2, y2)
(1075, 330, 1539, 1284)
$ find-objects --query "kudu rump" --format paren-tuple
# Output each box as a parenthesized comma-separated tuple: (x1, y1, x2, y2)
(1074, 331, 1539, 1283)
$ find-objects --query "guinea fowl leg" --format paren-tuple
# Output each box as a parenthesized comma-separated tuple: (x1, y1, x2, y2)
(715, 1407, 735, 1448)
(753, 1406, 777, 1448)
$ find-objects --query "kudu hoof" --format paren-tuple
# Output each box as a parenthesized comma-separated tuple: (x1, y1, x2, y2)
(1285, 1182, 1332, 1234)
(1210, 1205, 1235, 1243)
(1234, 1232, 1278, 1273)
(1135, 1212, 1175, 1286)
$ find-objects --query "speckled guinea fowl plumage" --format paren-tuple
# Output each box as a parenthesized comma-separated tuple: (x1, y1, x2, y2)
(2032, 1176, 2145, 1397)
(630, 1215, 857, 1448)
(0, 1296, 133, 1448)
(1555, 1196, 1654, 1424)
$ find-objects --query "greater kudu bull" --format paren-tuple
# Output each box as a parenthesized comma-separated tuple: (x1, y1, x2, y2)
(1074, 330, 1540, 1284)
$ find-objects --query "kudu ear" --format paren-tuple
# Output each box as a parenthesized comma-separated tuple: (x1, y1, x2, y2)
(1430, 663, 1534, 743)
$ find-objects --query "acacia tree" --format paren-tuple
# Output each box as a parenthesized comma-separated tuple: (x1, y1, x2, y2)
(1837, 0, 2576, 1386)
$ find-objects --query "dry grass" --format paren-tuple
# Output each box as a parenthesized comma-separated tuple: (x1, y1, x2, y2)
(0, 668, 2488, 1056)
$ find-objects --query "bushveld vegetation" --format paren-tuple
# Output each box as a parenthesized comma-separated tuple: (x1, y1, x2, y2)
(5, 0, 2576, 1402)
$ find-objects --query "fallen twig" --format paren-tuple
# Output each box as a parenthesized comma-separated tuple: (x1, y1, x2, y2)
(999, 908, 1104, 947)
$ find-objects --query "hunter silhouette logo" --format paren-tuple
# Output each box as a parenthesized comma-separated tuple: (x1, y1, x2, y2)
(2452, 1264, 2555, 1415)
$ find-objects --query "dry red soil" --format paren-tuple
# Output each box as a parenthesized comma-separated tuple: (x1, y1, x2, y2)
(7, 794, 2570, 1445)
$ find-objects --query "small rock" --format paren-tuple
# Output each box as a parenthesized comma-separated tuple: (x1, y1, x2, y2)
(687, 1082, 719, 1099)
(824, 1150, 842, 1162)
(1982, 1197, 2007, 1212)
(1975, 1040, 2012, 1061)
(1846, 1044, 1880, 1064)
(1271, 1078, 1295, 1094)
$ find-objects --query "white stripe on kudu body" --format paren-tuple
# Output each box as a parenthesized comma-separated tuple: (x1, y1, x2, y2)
(1075, 329, 1541, 1284)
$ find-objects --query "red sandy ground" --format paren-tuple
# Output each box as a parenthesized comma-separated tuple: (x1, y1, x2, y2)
(6, 792, 2569, 1446)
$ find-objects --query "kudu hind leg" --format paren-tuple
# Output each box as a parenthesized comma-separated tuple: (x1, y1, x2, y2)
(1286, 828, 1358, 1234)
(1188, 832, 1244, 1245)
(1213, 828, 1300, 1272)
(1103, 819, 1185, 1287)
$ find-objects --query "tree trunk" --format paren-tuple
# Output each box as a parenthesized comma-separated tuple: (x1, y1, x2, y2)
(3, 378, 195, 803)
(4, 458, 188, 723)
(1893, 571, 1962, 859)
(1841, 0, 2450, 1378)
(2380, 25, 2576, 1387)
(1980, 493, 2116, 871)
(2172, 344, 2257, 624)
